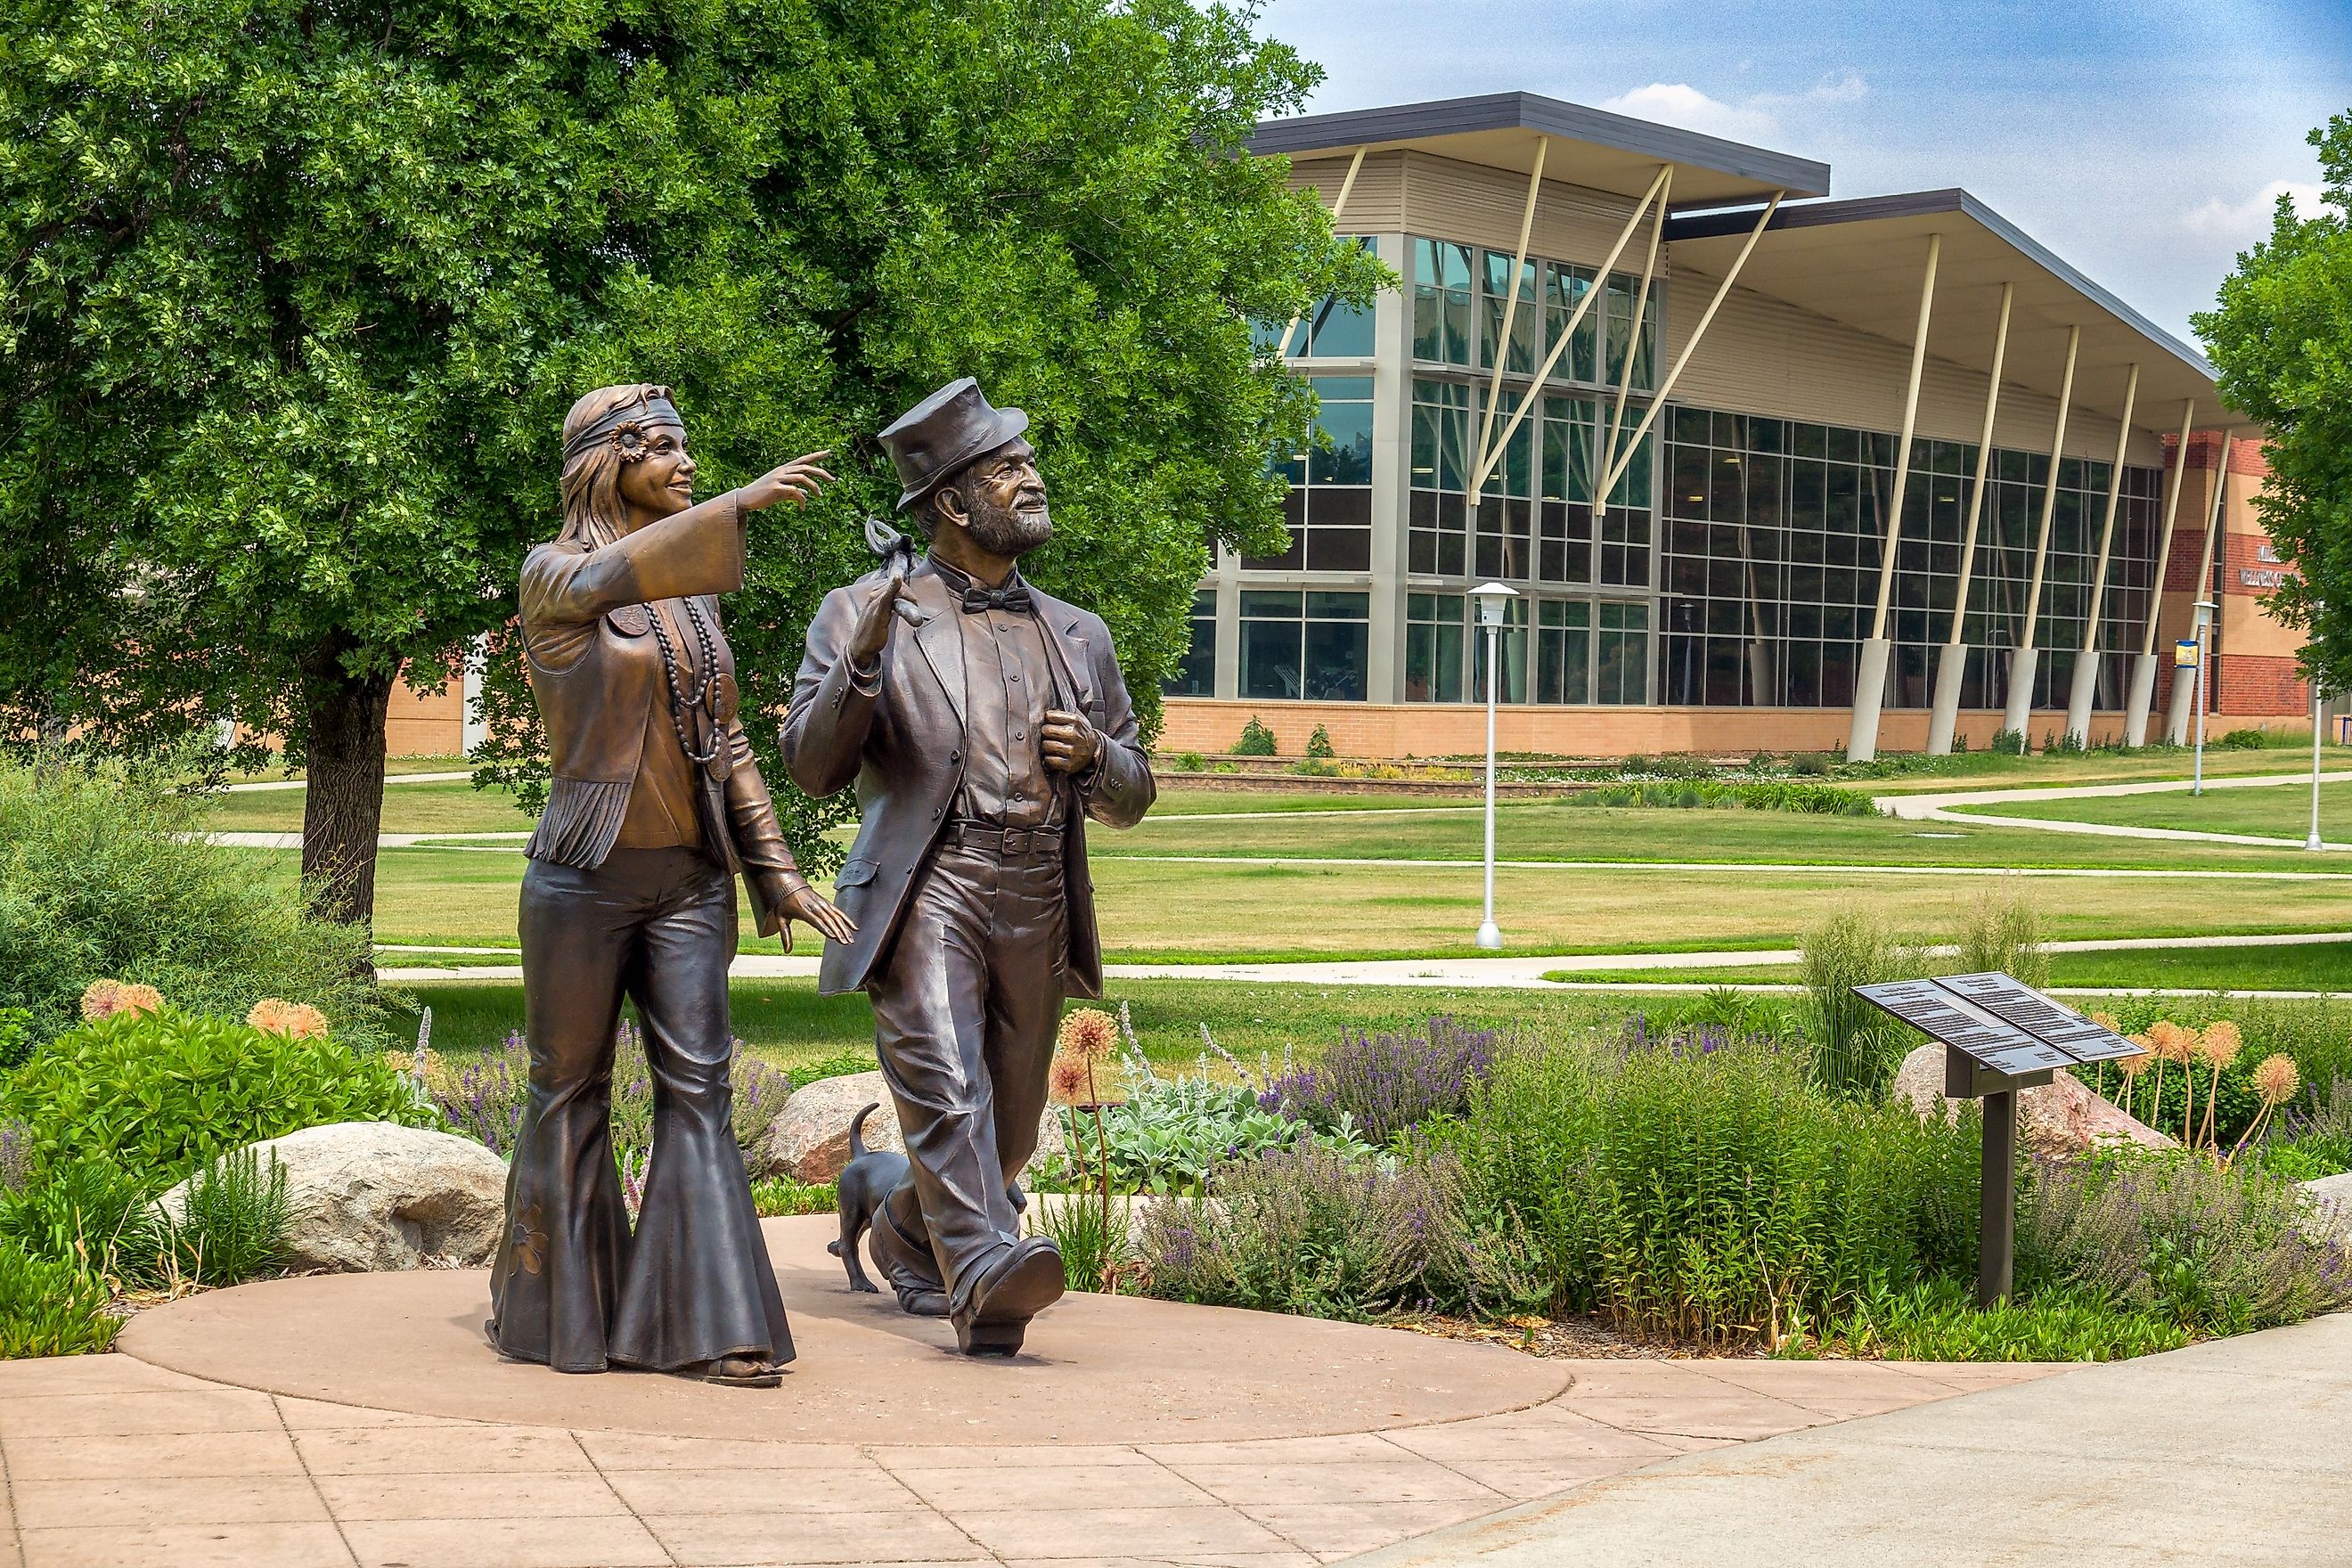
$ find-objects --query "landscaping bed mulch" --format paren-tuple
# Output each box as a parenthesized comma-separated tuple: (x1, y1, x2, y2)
(1393, 1311, 1711, 1360)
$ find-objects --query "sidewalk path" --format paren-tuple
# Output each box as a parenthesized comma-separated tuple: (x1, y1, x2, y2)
(374, 927, 2352, 990)
(1346, 1308, 2352, 1568)
(0, 1216, 2070, 1568)
(1882, 769, 2352, 851)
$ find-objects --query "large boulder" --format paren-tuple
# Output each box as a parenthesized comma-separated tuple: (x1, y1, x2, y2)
(1891, 1043, 2174, 1160)
(2300, 1172, 2352, 1247)
(764, 1069, 1066, 1184)
(157, 1121, 509, 1272)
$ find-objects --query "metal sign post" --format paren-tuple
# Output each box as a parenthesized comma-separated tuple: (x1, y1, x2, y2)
(1859, 974, 2145, 1307)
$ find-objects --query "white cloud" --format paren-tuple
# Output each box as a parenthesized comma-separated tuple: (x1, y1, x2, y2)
(2181, 179, 2323, 240)
(1598, 72, 1866, 146)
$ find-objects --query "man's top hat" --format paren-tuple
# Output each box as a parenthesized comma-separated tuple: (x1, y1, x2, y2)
(877, 378, 1031, 513)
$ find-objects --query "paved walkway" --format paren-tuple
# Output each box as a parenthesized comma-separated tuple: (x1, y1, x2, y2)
(0, 1218, 2066, 1568)
(1348, 1307, 2352, 1568)
(1882, 769, 2352, 851)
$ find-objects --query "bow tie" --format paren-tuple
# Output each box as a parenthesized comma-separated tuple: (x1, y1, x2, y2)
(960, 583, 1033, 615)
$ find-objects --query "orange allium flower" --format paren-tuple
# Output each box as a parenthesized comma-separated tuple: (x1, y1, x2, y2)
(1057, 1008, 1119, 1065)
(112, 983, 163, 1017)
(2253, 1054, 2299, 1107)
(2195, 1020, 2243, 1069)
(248, 998, 329, 1039)
(2148, 1020, 2194, 1064)
(1048, 1054, 1090, 1106)
(2117, 1037, 2153, 1076)
(79, 978, 125, 1020)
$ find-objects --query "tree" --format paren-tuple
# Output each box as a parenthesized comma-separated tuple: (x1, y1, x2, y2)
(2196, 110, 2352, 697)
(0, 0, 1381, 925)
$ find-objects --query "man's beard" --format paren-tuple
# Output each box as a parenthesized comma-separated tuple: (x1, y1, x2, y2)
(964, 491, 1053, 557)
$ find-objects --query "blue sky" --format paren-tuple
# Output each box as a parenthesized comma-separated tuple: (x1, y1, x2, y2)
(1253, 0, 2352, 347)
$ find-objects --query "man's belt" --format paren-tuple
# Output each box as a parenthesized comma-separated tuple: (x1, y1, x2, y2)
(941, 820, 1065, 857)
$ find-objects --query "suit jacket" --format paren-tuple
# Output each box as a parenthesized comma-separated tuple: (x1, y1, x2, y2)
(783, 557, 1155, 997)
(519, 492, 805, 937)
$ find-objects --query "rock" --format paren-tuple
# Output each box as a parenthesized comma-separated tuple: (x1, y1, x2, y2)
(1891, 1043, 2175, 1159)
(763, 1069, 1066, 1184)
(157, 1121, 509, 1272)
(2300, 1172, 2352, 1247)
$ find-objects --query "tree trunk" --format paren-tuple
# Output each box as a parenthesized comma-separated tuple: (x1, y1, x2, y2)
(299, 649, 398, 935)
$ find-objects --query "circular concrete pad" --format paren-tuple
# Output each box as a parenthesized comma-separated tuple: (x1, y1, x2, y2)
(118, 1216, 1566, 1443)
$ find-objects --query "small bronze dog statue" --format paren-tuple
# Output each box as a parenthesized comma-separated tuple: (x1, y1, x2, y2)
(829, 1102, 1030, 1316)
(829, 1102, 909, 1296)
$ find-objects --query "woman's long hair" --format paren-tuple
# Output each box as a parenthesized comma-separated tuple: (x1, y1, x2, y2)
(557, 382, 677, 548)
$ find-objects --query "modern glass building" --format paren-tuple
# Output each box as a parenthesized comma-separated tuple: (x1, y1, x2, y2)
(1156, 93, 2306, 760)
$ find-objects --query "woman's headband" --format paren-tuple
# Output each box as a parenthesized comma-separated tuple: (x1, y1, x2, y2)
(563, 391, 683, 461)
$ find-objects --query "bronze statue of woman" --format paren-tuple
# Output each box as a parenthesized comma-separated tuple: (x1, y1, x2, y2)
(487, 383, 855, 1387)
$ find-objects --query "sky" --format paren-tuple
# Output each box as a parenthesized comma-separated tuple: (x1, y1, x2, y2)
(1251, 0, 2352, 347)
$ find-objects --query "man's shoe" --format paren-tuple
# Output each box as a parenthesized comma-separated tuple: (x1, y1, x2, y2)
(951, 1237, 1065, 1357)
(867, 1210, 950, 1317)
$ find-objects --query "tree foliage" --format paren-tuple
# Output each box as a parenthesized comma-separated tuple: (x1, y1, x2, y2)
(2196, 110, 2352, 694)
(0, 0, 1380, 897)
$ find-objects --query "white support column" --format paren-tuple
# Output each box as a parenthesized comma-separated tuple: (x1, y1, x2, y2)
(2168, 436, 2234, 744)
(461, 637, 489, 755)
(1465, 138, 1550, 575)
(2064, 363, 2140, 745)
(1928, 282, 2012, 755)
(1473, 164, 1672, 492)
(1849, 233, 1941, 764)
(2002, 323, 2080, 741)
(1592, 169, 1672, 531)
(2126, 399, 2199, 745)
(1598, 192, 1786, 502)
(1276, 146, 1365, 358)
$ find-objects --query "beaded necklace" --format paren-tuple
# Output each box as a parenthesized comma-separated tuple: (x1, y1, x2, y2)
(648, 598, 732, 780)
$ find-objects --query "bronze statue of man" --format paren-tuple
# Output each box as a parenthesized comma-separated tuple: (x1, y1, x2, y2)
(785, 378, 1155, 1355)
(492, 383, 853, 1387)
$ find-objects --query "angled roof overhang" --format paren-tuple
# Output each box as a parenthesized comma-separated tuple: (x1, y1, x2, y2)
(1664, 189, 2230, 428)
(1249, 91, 1832, 206)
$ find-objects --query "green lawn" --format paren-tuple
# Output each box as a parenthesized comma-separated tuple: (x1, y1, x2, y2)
(398, 975, 1640, 1069)
(1847, 741, 2338, 795)
(1556, 941, 2352, 994)
(207, 780, 537, 835)
(1948, 776, 2352, 842)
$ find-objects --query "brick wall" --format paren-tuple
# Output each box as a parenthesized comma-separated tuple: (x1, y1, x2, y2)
(2212, 654, 2311, 719)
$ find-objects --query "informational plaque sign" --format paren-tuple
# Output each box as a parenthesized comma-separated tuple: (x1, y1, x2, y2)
(1854, 980, 2075, 1075)
(1938, 972, 2145, 1064)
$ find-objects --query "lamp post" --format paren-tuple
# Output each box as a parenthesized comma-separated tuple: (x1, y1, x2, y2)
(2193, 598, 2217, 796)
(1470, 582, 1519, 951)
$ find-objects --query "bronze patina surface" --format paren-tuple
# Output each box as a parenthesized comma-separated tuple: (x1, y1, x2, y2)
(492, 383, 852, 1388)
(785, 379, 1155, 1356)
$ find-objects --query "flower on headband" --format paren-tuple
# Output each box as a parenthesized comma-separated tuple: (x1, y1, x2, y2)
(608, 419, 652, 461)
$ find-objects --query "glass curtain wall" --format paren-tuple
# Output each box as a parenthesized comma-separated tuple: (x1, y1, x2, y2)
(1660, 407, 2160, 711)
(1164, 590, 1217, 698)
(1250, 374, 1375, 572)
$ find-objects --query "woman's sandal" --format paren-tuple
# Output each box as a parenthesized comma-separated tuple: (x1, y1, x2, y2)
(695, 1354, 783, 1389)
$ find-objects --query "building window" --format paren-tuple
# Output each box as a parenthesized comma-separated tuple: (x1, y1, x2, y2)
(1660, 406, 2160, 711)
(1542, 262, 1600, 383)
(1480, 249, 1539, 377)
(1405, 592, 1466, 703)
(1294, 236, 1377, 359)
(1240, 590, 1369, 701)
(1409, 379, 1471, 576)
(1597, 600, 1649, 705)
(1412, 240, 1474, 365)
(1471, 596, 1531, 702)
(1249, 375, 1375, 572)
(1534, 600, 1592, 703)
(1164, 590, 1216, 698)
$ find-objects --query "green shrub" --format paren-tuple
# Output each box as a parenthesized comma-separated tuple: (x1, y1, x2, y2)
(1989, 728, 2028, 755)
(0, 1156, 165, 1286)
(2215, 727, 2274, 749)
(1, 1007, 437, 1186)
(1801, 911, 1924, 1098)
(1796, 1276, 2187, 1362)
(1304, 724, 1335, 760)
(0, 756, 395, 1052)
(163, 1147, 293, 1287)
(1788, 751, 1834, 776)
(0, 1237, 118, 1358)
(2021, 1151, 2352, 1336)
(0, 1007, 29, 1072)
(1952, 883, 2049, 989)
(1031, 1192, 1131, 1293)
(1441, 1029, 1977, 1345)
(1139, 1145, 1539, 1321)
(1233, 715, 1278, 756)
(1173, 750, 1205, 772)
(749, 1176, 837, 1218)
(1569, 779, 1877, 816)
(1041, 1075, 1370, 1196)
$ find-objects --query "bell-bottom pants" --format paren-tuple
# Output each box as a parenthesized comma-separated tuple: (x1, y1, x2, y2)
(491, 846, 792, 1374)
